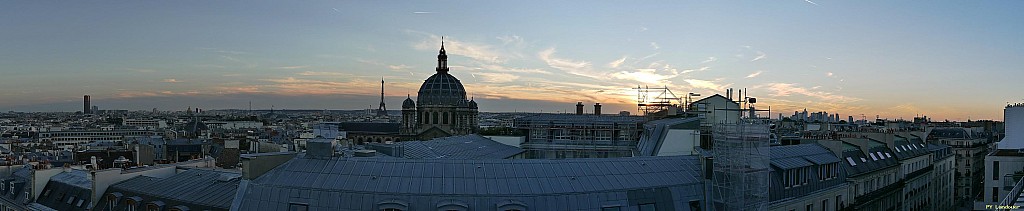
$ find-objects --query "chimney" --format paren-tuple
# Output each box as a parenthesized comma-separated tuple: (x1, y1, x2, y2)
(594, 103, 602, 115)
(576, 102, 584, 115)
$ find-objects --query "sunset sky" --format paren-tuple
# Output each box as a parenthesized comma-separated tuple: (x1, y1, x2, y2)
(2, 1, 1022, 120)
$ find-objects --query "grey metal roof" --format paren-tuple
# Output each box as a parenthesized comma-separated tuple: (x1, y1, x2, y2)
(98, 169, 240, 210)
(769, 144, 839, 170)
(38, 170, 93, 211)
(517, 113, 647, 123)
(236, 155, 704, 210)
(49, 170, 91, 189)
(389, 134, 523, 159)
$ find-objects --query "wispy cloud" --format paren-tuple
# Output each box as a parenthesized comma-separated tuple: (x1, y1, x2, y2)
(608, 56, 628, 68)
(701, 57, 717, 64)
(611, 68, 679, 84)
(478, 64, 551, 74)
(474, 72, 519, 83)
(277, 65, 309, 70)
(388, 64, 412, 70)
(538, 48, 600, 78)
(804, 0, 819, 6)
(756, 83, 859, 103)
(746, 71, 764, 78)
(162, 79, 182, 83)
(496, 35, 525, 46)
(681, 66, 711, 74)
(411, 32, 507, 64)
(638, 26, 649, 32)
(827, 72, 835, 77)
(297, 71, 348, 76)
(751, 51, 767, 61)
(650, 42, 660, 50)
(685, 79, 729, 91)
(412, 11, 435, 14)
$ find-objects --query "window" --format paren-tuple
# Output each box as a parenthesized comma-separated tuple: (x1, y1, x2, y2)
(289, 203, 309, 211)
(126, 199, 138, 211)
(994, 161, 1000, 180)
(835, 195, 842, 210)
(442, 112, 449, 124)
(994, 187, 999, 202)
(432, 112, 438, 124)
(846, 157, 857, 166)
(638, 203, 656, 211)
(382, 209, 402, 211)
(821, 199, 828, 211)
(805, 204, 812, 211)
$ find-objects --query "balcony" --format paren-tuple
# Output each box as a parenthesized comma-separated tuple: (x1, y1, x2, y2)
(997, 176, 1024, 210)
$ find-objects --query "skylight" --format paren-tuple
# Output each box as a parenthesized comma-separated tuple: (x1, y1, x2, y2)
(847, 157, 857, 166)
(895, 147, 901, 152)
(861, 157, 867, 162)
(885, 152, 892, 158)
(869, 153, 878, 161)
(876, 152, 885, 159)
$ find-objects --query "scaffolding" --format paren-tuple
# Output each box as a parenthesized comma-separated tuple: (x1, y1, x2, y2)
(633, 85, 682, 117)
(711, 120, 770, 211)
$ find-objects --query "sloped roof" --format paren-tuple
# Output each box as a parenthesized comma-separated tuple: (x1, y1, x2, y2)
(393, 134, 523, 159)
(769, 144, 840, 170)
(236, 155, 704, 210)
(101, 169, 240, 209)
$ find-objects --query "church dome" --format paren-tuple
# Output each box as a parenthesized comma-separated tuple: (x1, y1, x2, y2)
(417, 72, 467, 106)
(416, 39, 470, 107)
(469, 98, 478, 109)
(403, 96, 416, 109)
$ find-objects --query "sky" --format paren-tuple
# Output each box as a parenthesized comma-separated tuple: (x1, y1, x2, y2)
(1, 1, 1022, 120)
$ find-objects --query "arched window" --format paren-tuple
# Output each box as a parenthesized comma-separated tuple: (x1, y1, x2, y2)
(497, 199, 528, 211)
(125, 196, 142, 211)
(146, 201, 165, 211)
(378, 199, 408, 211)
(436, 199, 469, 211)
(432, 112, 439, 124)
(168, 205, 190, 211)
(443, 112, 449, 124)
(106, 192, 122, 211)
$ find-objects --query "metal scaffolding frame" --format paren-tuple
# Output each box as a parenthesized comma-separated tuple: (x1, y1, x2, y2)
(711, 120, 770, 211)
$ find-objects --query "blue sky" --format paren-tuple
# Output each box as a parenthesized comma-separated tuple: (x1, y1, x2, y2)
(2, 1, 1022, 120)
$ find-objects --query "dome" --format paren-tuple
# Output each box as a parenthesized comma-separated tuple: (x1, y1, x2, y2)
(417, 72, 467, 106)
(469, 98, 478, 109)
(403, 96, 416, 109)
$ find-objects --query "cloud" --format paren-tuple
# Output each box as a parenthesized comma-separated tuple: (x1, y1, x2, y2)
(756, 83, 859, 103)
(681, 66, 711, 74)
(804, 0, 819, 6)
(411, 33, 507, 64)
(388, 64, 412, 70)
(608, 56, 628, 68)
(746, 71, 764, 78)
(638, 26, 649, 32)
(827, 72, 835, 77)
(162, 79, 182, 83)
(474, 72, 519, 83)
(685, 79, 728, 91)
(701, 57, 716, 64)
(611, 68, 679, 84)
(650, 42, 660, 50)
(413, 11, 435, 14)
(297, 71, 349, 76)
(538, 48, 601, 78)
(496, 35, 525, 46)
(277, 65, 309, 70)
(751, 51, 767, 61)
(478, 64, 551, 74)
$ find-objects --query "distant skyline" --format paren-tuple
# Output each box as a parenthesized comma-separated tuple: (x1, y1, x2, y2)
(2, 1, 1022, 120)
